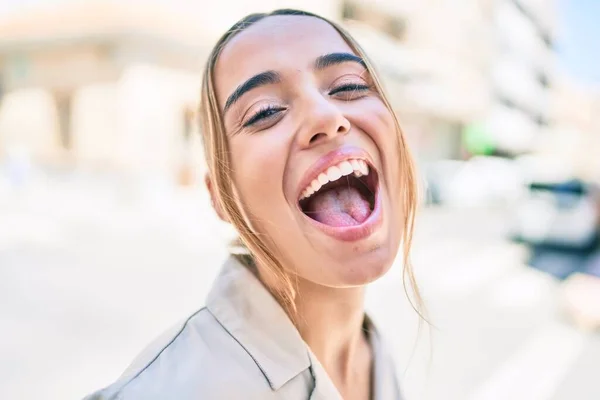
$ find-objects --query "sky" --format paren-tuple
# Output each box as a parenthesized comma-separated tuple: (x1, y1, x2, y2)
(555, 0, 600, 86)
(0, 0, 598, 86)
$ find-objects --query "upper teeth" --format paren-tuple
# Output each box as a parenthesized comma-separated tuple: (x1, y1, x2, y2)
(300, 159, 369, 200)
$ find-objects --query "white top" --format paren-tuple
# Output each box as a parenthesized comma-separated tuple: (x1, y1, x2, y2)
(85, 256, 403, 399)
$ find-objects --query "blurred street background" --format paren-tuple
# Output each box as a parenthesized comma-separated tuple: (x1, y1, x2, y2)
(0, 0, 599, 399)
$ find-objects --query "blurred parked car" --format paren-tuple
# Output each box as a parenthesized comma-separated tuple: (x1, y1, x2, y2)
(512, 179, 600, 280)
(512, 180, 599, 250)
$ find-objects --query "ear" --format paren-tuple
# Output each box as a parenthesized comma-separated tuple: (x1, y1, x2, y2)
(205, 173, 229, 223)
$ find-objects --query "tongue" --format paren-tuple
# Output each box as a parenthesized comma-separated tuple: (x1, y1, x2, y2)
(305, 186, 371, 227)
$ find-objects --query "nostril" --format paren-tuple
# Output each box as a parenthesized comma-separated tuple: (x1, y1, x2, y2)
(309, 132, 327, 144)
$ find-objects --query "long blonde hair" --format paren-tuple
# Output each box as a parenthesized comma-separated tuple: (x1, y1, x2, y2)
(199, 9, 422, 322)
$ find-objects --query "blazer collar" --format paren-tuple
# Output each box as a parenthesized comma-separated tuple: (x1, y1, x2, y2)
(206, 256, 311, 390)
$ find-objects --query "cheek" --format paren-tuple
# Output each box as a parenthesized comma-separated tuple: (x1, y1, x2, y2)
(374, 108, 399, 171)
(352, 102, 399, 169)
(370, 103, 397, 148)
(350, 98, 396, 143)
(229, 135, 288, 219)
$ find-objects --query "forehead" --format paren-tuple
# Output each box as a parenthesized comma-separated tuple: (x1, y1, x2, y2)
(215, 15, 354, 103)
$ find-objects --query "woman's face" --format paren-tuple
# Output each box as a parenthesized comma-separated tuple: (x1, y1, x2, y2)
(214, 15, 403, 287)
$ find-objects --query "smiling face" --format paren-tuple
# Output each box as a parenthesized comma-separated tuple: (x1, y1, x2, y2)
(212, 15, 405, 288)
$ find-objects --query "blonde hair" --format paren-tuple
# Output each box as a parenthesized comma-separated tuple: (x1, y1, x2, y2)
(199, 9, 423, 322)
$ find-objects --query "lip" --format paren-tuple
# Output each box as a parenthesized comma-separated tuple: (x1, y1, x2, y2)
(295, 145, 383, 242)
(296, 145, 375, 201)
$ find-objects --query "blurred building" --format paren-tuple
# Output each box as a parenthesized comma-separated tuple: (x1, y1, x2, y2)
(0, 0, 571, 183)
(0, 1, 209, 182)
(486, 0, 557, 154)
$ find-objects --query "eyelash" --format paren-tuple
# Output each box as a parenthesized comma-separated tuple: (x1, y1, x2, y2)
(244, 105, 285, 127)
(243, 83, 370, 127)
(328, 83, 371, 96)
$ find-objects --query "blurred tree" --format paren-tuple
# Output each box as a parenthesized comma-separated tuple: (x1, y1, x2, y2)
(462, 123, 494, 156)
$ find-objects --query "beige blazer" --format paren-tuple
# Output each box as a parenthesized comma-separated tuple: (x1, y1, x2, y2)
(85, 256, 403, 399)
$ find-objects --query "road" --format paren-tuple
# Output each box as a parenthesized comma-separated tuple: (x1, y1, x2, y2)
(0, 171, 598, 400)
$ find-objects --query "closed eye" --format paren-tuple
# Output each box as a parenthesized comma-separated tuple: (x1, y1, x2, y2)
(243, 105, 286, 127)
(328, 83, 370, 96)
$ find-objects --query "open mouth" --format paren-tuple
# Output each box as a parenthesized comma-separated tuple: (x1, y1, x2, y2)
(298, 159, 379, 227)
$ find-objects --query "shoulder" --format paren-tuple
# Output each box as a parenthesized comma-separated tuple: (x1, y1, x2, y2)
(84, 307, 274, 400)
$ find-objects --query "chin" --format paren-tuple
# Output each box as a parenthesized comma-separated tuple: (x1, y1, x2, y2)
(311, 221, 400, 288)
(337, 256, 394, 287)
(340, 237, 398, 286)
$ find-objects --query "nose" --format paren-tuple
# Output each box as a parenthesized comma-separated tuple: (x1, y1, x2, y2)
(296, 93, 351, 148)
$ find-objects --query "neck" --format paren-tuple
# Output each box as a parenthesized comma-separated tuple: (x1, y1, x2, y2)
(294, 280, 370, 383)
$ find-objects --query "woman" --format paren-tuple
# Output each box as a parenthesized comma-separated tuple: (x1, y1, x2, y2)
(86, 8, 420, 400)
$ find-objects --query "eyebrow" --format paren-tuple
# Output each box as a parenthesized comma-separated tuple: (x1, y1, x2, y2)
(224, 70, 281, 112)
(314, 52, 366, 70)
